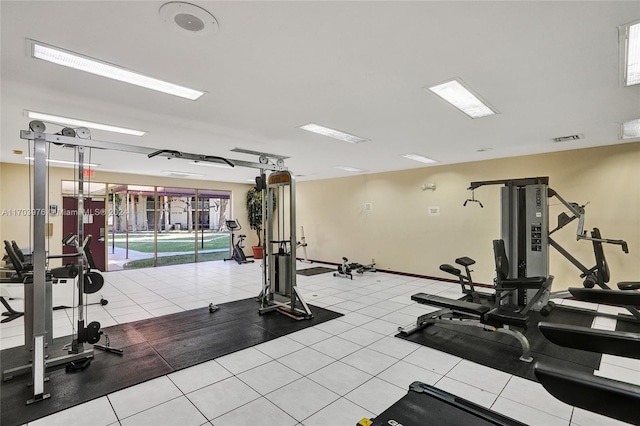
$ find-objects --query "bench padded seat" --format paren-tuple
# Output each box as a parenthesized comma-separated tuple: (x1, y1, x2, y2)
(411, 293, 490, 316)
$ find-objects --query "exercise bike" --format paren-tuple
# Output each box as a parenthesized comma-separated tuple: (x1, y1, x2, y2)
(223, 219, 254, 264)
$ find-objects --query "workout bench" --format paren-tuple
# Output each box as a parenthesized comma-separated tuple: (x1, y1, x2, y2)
(400, 240, 554, 362)
(399, 293, 534, 362)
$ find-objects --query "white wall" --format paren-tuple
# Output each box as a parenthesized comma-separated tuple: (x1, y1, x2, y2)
(296, 142, 640, 291)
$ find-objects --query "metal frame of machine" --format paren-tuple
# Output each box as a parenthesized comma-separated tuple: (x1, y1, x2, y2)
(13, 121, 312, 404)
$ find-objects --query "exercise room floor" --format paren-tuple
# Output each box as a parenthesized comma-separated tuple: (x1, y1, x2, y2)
(1, 260, 636, 426)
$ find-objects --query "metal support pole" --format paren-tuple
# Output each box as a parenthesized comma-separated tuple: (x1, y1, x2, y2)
(29, 135, 50, 403)
(71, 146, 86, 354)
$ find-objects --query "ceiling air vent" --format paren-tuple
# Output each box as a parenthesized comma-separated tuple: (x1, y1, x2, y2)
(552, 134, 584, 143)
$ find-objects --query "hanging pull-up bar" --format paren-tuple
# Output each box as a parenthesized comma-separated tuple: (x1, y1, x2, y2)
(148, 149, 236, 168)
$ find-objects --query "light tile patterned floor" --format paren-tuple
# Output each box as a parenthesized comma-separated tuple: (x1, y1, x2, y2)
(1, 260, 635, 426)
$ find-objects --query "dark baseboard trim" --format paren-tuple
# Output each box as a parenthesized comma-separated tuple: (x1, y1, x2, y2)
(297, 258, 493, 288)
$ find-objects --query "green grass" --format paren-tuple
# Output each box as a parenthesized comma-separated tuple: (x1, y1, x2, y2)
(123, 252, 229, 269)
(112, 233, 230, 253)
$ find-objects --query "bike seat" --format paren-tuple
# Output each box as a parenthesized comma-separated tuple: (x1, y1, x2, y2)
(238, 234, 246, 238)
(455, 257, 476, 267)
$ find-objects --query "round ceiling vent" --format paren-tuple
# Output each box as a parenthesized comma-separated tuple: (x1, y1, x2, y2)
(159, 2, 219, 36)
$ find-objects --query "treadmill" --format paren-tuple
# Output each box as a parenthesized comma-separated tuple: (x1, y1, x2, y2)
(358, 381, 525, 426)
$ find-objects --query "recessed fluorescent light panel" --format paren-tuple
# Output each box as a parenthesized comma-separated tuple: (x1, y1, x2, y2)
(30, 40, 204, 100)
(427, 78, 497, 118)
(334, 166, 366, 172)
(299, 123, 369, 144)
(162, 170, 205, 178)
(402, 153, 438, 164)
(622, 118, 640, 139)
(622, 20, 640, 86)
(27, 111, 146, 136)
(25, 157, 100, 167)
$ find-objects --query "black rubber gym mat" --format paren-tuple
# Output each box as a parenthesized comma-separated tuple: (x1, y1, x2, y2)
(296, 266, 335, 276)
(0, 298, 342, 426)
(397, 307, 601, 382)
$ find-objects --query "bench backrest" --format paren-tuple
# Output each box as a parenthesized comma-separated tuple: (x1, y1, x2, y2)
(590, 228, 610, 286)
(3, 240, 25, 275)
(493, 239, 510, 282)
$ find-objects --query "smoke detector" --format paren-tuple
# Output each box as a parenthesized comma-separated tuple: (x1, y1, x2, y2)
(159, 2, 219, 36)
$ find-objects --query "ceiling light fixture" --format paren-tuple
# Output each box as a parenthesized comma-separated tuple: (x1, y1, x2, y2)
(622, 118, 640, 139)
(621, 20, 640, 86)
(299, 123, 369, 144)
(402, 153, 438, 164)
(334, 166, 366, 172)
(162, 170, 205, 178)
(426, 78, 498, 118)
(25, 157, 100, 168)
(30, 40, 205, 100)
(26, 111, 146, 136)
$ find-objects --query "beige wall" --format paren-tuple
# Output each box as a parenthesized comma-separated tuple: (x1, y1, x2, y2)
(0, 163, 253, 268)
(3, 142, 639, 290)
(296, 142, 640, 291)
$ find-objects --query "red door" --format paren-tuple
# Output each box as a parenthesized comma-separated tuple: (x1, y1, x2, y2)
(62, 197, 106, 271)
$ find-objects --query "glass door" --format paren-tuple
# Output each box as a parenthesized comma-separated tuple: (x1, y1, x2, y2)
(195, 189, 232, 262)
(106, 184, 156, 270)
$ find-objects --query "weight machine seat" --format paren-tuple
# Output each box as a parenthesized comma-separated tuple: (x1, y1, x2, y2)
(618, 282, 640, 291)
(455, 256, 475, 267)
(485, 307, 529, 328)
(498, 276, 547, 290)
(439, 264, 461, 277)
(539, 322, 640, 359)
(493, 239, 548, 289)
(11, 241, 33, 269)
(23, 273, 57, 284)
(534, 363, 640, 425)
(50, 264, 79, 279)
(411, 293, 490, 316)
(568, 287, 640, 306)
(3, 240, 28, 277)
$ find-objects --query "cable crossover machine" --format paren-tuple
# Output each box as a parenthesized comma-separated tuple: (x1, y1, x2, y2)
(13, 121, 312, 405)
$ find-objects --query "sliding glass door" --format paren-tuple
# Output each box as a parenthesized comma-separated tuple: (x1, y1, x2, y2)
(101, 184, 232, 270)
